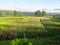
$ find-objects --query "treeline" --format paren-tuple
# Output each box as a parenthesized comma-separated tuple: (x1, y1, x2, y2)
(0, 10, 48, 17)
(0, 10, 34, 16)
(35, 10, 48, 16)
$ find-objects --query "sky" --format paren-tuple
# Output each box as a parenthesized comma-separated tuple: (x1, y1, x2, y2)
(0, 0, 60, 12)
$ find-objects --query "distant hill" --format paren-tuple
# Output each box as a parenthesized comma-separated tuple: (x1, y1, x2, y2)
(47, 12, 60, 15)
(0, 10, 35, 16)
(0, 10, 60, 16)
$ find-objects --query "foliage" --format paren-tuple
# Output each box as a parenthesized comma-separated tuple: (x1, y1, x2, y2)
(0, 16, 60, 45)
(14, 10, 17, 16)
(35, 10, 41, 16)
(42, 10, 47, 16)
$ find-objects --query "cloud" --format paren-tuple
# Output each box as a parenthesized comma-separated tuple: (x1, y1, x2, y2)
(42, 9, 60, 13)
(53, 9, 60, 11)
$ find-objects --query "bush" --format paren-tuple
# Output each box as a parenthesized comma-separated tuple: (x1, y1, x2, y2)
(10, 39, 29, 45)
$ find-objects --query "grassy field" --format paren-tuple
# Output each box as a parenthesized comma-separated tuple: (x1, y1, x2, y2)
(0, 16, 60, 45)
(0, 17, 45, 32)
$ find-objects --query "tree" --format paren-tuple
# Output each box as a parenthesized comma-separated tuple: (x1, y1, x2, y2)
(0, 11, 2, 17)
(1, 12, 6, 17)
(42, 10, 47, 16)
(14, 10, 17, 16)
(35, 10, 41, 16)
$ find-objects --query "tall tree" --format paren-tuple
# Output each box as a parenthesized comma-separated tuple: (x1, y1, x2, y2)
(14, 10, 17, 16)
(42, 10, 47, 16)
(35, 10, 41, 16)
(0, 11, 2, 17)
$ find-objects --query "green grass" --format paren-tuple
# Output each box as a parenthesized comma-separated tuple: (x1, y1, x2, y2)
(0, 17, 47, 40)
(0, 17, 44, 31)
(0, 40, 9, 45)
(0, 16, 60, 45)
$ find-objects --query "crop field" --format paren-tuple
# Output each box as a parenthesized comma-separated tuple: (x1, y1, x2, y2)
(0, 17, 45, 32)
(40, 17, 60, 45)
(0, 16, 60, 45)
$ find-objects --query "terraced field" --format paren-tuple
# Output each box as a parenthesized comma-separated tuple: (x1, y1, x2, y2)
(40, 17, 60, 45)
(0, 16, 60, 45)
(0, 17, 45, 32)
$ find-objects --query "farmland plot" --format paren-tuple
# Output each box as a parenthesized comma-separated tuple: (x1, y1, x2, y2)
(0, 16, 60, 45)
(40, 17, 60, 45)
(0, 17, 47, 40)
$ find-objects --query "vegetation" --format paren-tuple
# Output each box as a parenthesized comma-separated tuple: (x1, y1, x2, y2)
(42, 10, 47, 16)
(35, 10, 41, 16)
(0, 10, 60, 45)
(14, 10, 17, 16)
(0, 10, 48, 17)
